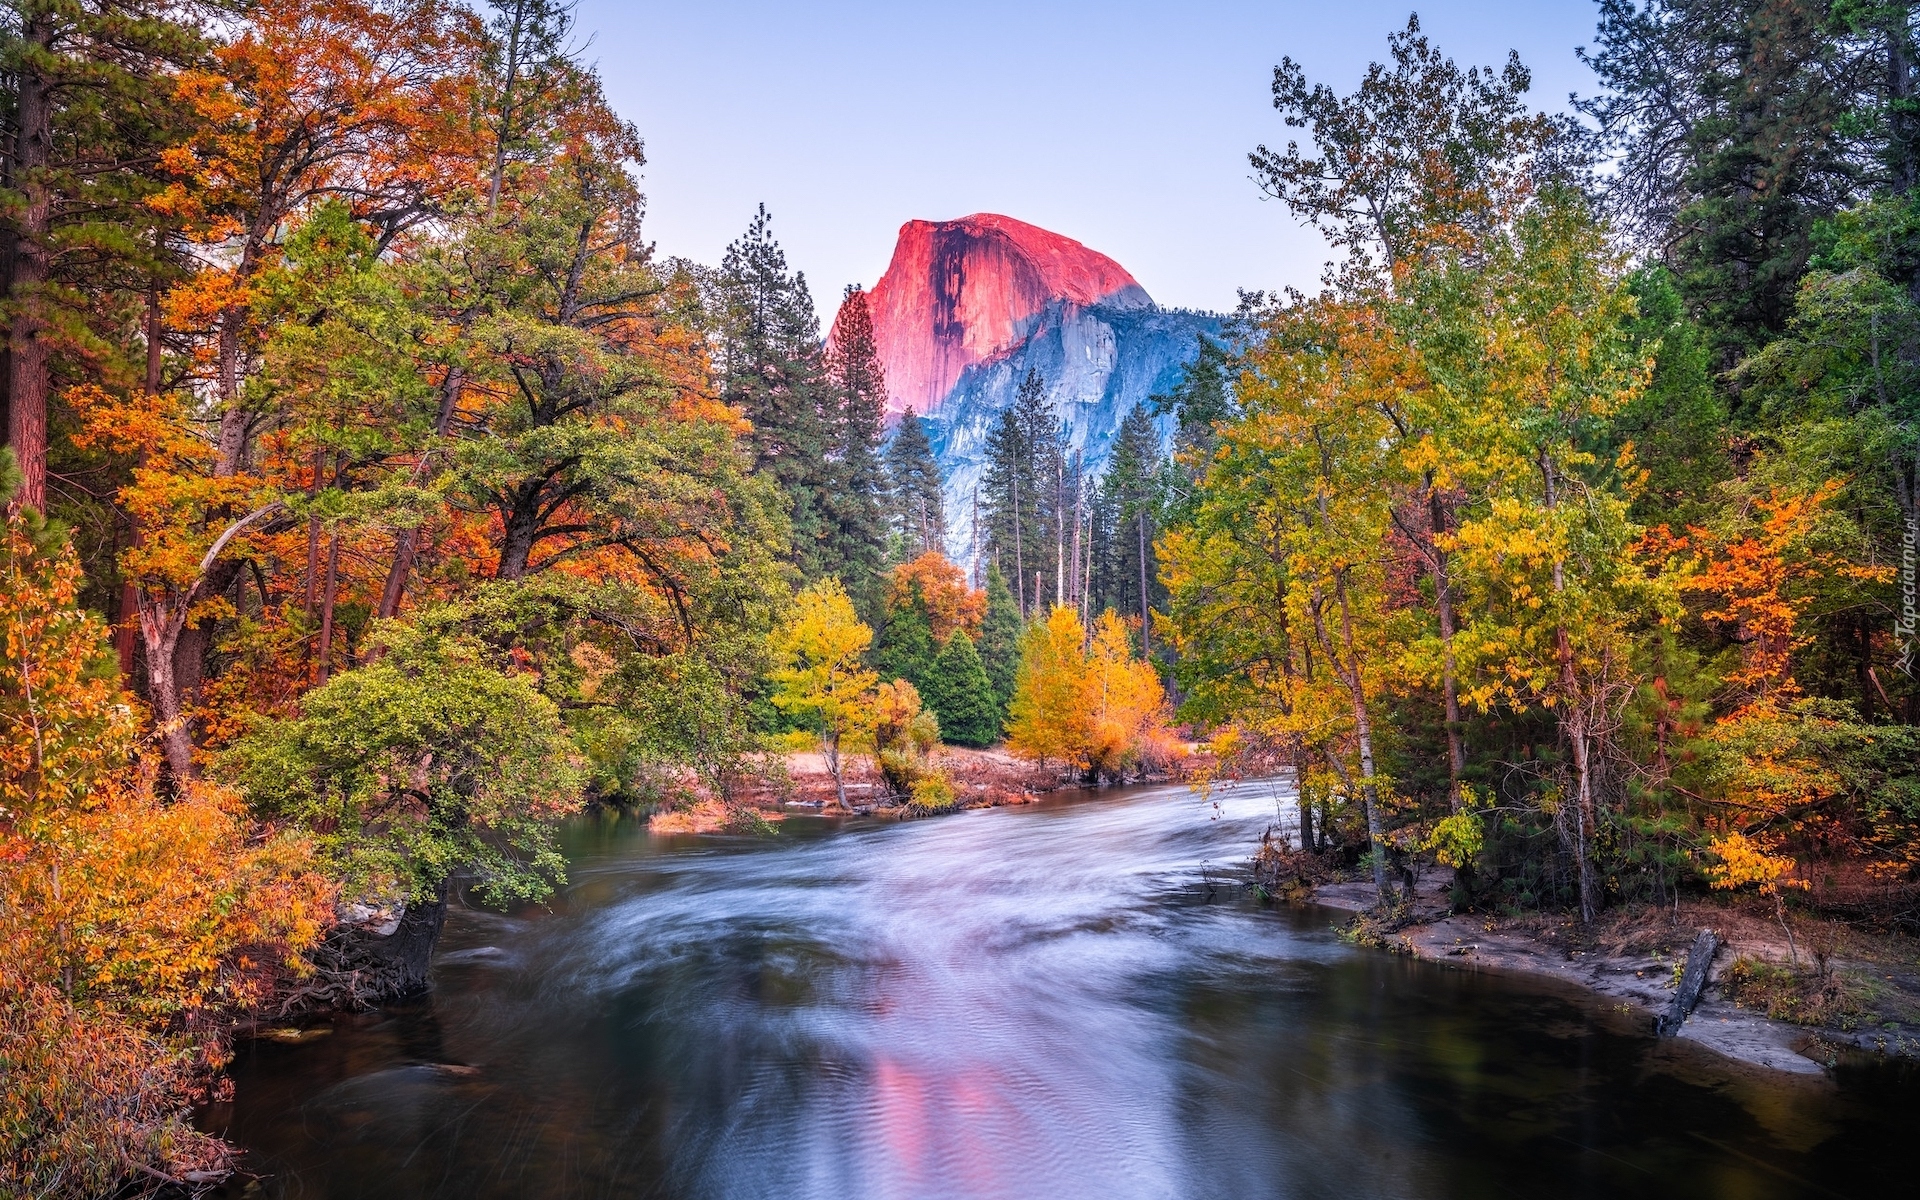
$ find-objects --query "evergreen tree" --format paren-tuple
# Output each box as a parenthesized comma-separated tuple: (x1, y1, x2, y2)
(884, 405, 945, 558)
(821, 285, 889, 596)
(1, 0, 210, 514)
(1152, 333, 1238, 493)
(1579, 1, 1888, 363)
(980, 368, 1064, 616)
(920, 631, 1000, 747)
(715, 205, 831, 575)
(977, 563, 1023, 718)
(874, 585, 936, 691)
(1093, 404, 1166, 635)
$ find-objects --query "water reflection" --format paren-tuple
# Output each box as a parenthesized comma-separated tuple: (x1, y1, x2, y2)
(206, 785, 1915, 1199)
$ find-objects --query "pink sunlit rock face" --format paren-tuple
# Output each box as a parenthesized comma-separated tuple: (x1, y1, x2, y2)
(852, 214, 1152, 415)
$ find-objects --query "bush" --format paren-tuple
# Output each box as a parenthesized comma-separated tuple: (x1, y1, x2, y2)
(909, 774, 958, 809)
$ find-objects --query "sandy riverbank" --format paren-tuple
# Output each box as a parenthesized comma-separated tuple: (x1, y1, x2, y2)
(648, 745, 1152, 833)
(1303, 874, 1920, 1076)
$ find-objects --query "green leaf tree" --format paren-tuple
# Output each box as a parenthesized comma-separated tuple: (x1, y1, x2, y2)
(920, 630, 1000, 747)
(977, 564, 1023, 718)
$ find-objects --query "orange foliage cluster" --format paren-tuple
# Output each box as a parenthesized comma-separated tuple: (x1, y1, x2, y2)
(2, 514, 332, 1191)
(1007, 608, 1175, 779)
(887, 550, 986, 641)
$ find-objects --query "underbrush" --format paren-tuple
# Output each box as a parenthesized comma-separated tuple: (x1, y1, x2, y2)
(1719, 955, 1876, 1030)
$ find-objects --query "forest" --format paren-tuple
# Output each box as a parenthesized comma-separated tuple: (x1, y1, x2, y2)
(3, 0, 1918, 1194)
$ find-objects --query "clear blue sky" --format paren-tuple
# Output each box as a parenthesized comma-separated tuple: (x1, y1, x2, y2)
(576, 1, 1604, 313)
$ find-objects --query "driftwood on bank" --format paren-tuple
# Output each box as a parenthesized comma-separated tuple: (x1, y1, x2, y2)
(1655, 928, 1719, 1036)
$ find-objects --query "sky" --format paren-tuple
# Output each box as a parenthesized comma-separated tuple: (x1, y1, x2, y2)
(577, 1, 1606, 314)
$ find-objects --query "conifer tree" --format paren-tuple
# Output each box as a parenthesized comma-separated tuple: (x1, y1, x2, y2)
(1, 0, 212, 514)
(920, 630, 1000, 747)
(822, 285, 889, 595)
(874, 585, 936, 692)
(716, 205, 831, 576)
(884, 405, 945, 557)
(980, 368, 1063, 615)
(1153, 333, 1238, 494)
(977, 563, 1023, 717)
(1094, 404, 1166, 638)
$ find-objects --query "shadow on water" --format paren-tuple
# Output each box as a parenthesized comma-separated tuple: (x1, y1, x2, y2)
(203, 783, 1918, 1200)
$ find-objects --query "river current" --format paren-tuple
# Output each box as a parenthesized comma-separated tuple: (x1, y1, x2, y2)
(204, 782, 1917, 1199)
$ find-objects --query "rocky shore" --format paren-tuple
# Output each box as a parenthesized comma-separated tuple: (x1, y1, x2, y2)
(1301, 874, 1920, 1076)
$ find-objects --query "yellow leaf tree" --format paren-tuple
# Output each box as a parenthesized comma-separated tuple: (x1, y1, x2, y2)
(768, 579, 880, 810)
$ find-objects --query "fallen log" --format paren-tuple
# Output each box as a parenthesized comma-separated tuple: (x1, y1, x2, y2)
(1655, 928, 1719, 1036)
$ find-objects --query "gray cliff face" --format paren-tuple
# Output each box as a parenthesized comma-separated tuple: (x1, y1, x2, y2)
(925, 299, 1221, 560)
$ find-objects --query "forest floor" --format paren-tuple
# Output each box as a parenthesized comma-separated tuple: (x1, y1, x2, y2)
(1286, 864, 1920, 1076)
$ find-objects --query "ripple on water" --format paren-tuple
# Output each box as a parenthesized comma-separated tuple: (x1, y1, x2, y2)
(206, 782, 1920, 1200)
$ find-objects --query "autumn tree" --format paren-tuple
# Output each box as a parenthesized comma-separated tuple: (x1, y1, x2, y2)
(768, 578, 879, 810)
(1006, 606, 1169, 780)
(3, 451, 331, 1193)
(885, 550, 985, 644)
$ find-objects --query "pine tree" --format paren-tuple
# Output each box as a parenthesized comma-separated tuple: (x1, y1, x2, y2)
(822, 285, 889, 595)
(920, 631, 1000, 747)
(1, 0, 210, 514)
(977, 564, 1023, 719)
(716, 205, 831, 576)
(980, 368, 1063, 616)
(874, 585, 936, 692)
(1094, 403, 1166, 638)
(884, 405, 945, 558)
(1152, 333, 1237, 492)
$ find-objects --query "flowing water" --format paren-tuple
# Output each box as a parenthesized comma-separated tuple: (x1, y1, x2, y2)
(204, 783, 1917, 1199)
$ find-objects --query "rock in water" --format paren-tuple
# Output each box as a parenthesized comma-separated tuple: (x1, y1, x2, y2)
(840, 214, 1220, 557)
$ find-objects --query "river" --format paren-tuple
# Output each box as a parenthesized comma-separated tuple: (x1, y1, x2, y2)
(203, 782, 1917, 1199)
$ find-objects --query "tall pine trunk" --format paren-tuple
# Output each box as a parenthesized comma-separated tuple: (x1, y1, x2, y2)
(5, 15, 54, 513)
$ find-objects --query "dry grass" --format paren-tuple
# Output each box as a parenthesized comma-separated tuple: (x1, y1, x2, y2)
(1490, 897, 1920, 1034)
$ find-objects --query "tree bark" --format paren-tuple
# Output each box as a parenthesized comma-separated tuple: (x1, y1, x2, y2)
(316, 533, 341, 683)
(1542, 453, 1602, 922)
(4, 13, 55, 513)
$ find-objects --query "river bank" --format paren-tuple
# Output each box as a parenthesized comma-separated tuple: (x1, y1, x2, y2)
(1297, 871, 1920, 1076)
(649, 745, 1192, 832)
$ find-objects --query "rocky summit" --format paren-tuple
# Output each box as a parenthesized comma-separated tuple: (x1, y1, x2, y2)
(842, 214, 1219, 558)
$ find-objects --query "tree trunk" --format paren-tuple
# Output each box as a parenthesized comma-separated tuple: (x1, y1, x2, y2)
(1138, 507, 1152, 656)
(139, 609, 195, 780)
(1427, 481, 1466, 810)
(1295, 759, 1315, 853)
(353, 879, 450, 999)
(497, 501, 539, 581)
(316, 534, 341, 683)
(1542, 453, 1602, 922)
(824, 734, 847, 811)
(1012, 472, 1023, 617)
(1322, 579, 1389, 905)
(5, 14, 55, 513)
